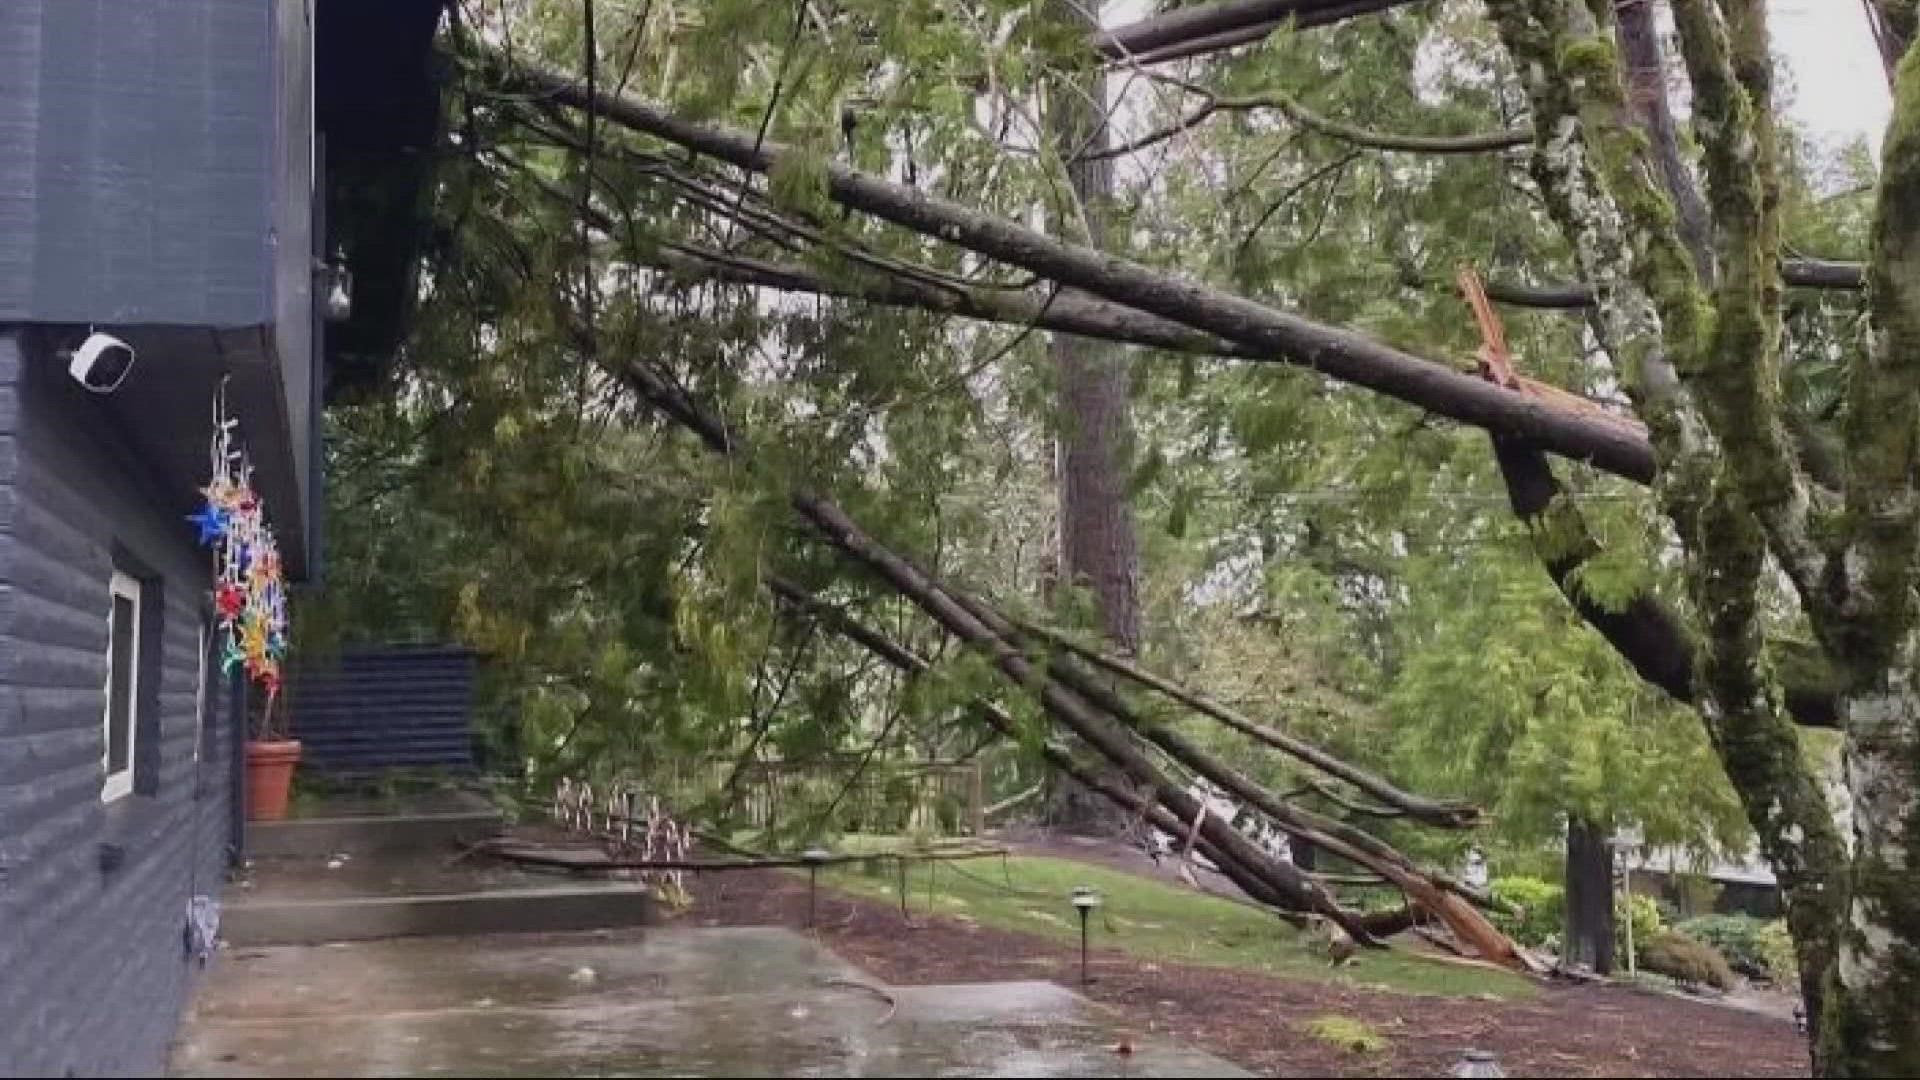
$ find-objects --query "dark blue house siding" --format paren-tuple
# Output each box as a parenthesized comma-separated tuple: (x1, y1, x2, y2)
(0, 332, 235, 1077)
(0, 1, 275, 326)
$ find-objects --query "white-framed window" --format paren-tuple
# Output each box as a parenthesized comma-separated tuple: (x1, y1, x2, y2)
(101, 571, 143, 802)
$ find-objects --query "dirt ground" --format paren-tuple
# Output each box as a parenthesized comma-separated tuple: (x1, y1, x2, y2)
(678, 863, 1812, 1078)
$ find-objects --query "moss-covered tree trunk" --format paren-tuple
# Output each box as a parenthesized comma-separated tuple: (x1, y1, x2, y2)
(1483, 0, 1855, 1063)
(1815, 35, 1920, 1076)
(1817, 669, 1920, 1075)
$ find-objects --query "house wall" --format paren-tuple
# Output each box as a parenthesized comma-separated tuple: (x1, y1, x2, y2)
(0, 1, 275, 327)
(0, 1, 318, 576)
(0, 331, 236, 1076)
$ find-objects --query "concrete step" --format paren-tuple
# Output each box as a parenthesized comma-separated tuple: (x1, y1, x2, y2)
(247, 810, 503, 857)
(223, 883, 658, 946)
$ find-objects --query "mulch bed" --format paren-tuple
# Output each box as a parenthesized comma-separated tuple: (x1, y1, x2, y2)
(675, 866, 1811, 1078)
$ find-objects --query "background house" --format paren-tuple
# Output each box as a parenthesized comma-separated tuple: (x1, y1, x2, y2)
(0, 1, 441, 1073)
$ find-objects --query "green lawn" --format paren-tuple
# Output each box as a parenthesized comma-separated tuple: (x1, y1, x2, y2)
(814, 850, 1533, 999)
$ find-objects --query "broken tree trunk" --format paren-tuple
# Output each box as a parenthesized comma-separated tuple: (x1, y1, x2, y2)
(1562, 816, 1617, 976)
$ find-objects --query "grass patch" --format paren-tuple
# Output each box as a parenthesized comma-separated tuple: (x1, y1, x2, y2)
(812, 851, 1531, 999)
(1303, 1015, 1388, 1054)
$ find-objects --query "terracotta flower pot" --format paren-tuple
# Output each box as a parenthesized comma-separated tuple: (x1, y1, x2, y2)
(245, 739, 302, 821)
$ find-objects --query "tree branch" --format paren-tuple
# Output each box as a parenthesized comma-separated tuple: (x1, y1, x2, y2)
(1866, 0, 1917, 86)
(500, 51, 1661, 483)
(1091, 0, 1422, 64)
(1007, 615, 1484, 826)
(1615, 0, 1714, 281)
(1090, 80, 1530, 161)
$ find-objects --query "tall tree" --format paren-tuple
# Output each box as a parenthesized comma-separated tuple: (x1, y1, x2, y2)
(1043, 0, 1148, 832)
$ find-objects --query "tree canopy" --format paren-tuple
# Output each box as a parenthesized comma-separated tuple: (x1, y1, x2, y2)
(303, 1, 1920, 1071)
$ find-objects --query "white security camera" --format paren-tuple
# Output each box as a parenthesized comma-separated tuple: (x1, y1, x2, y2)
(67, 332, 137, 394)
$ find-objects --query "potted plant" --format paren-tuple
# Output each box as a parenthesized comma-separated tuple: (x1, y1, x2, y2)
(245, 684, 300, 821)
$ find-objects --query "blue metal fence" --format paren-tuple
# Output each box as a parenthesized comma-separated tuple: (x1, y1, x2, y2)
(288, 644, 477, 773)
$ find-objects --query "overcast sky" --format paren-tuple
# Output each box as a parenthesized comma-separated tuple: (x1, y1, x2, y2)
(1097, 0, 1893, 156)
(1774, 0, 1890, 153)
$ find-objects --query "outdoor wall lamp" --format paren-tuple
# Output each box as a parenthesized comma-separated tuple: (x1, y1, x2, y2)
(317, 257, 353, 322)
(802, 847, 832, 928)
(1071, 886, 1102, 984)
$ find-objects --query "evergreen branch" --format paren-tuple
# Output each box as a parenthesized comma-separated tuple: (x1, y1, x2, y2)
(720, 0, 809, 250)
(1088, 79, 1529, 162)
(1236, 150, 1361, 256)
(1001, 613, 1485, 827)
(498, 48, 1663, 482)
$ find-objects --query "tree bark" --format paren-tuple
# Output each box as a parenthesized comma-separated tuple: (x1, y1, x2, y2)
(1091, 0, 1419, 63)
(1562, 816, 1616, 976)
(1816, 28, 1920, 1076)
(1044, 0, 1147, 835)
(1613, 0, 1713, 281)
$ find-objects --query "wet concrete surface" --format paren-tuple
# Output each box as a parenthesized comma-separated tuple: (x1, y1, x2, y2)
(236, 853, 612, 902)
(170, 926, 1248, 1077)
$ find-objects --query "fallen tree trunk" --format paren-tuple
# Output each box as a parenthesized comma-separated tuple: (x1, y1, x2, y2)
(593, 223, 1529, 965)
(784, 494, 1387, 942)
(1008, 616, 1481, 826)
(501, 59, 1862, 494)
(772, 578, 1435, 940)
(502, 55, 1660, 485)
(767, 577, 1322, 926)
(779, 532, 1527, 964)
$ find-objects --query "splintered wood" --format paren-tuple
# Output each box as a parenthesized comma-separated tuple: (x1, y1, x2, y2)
(1458, 267, 1649, 440)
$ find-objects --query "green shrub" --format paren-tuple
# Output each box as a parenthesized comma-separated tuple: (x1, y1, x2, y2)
(1681, 915, 1799, 985)
(1678, 915, 1770, 979)
(1639, 930, 1734, 990)
(1617, 892, 1664, 965)
(1756, 920, 1799, 985)
(1489, 876, 1563, 948)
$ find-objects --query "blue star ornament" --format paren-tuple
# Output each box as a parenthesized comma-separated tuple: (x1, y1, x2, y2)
(187, 504, 229, 546)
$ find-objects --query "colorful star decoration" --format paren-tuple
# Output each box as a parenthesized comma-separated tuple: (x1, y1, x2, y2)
(191, 385, 289, 703)
(188, 504, 229, 546)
